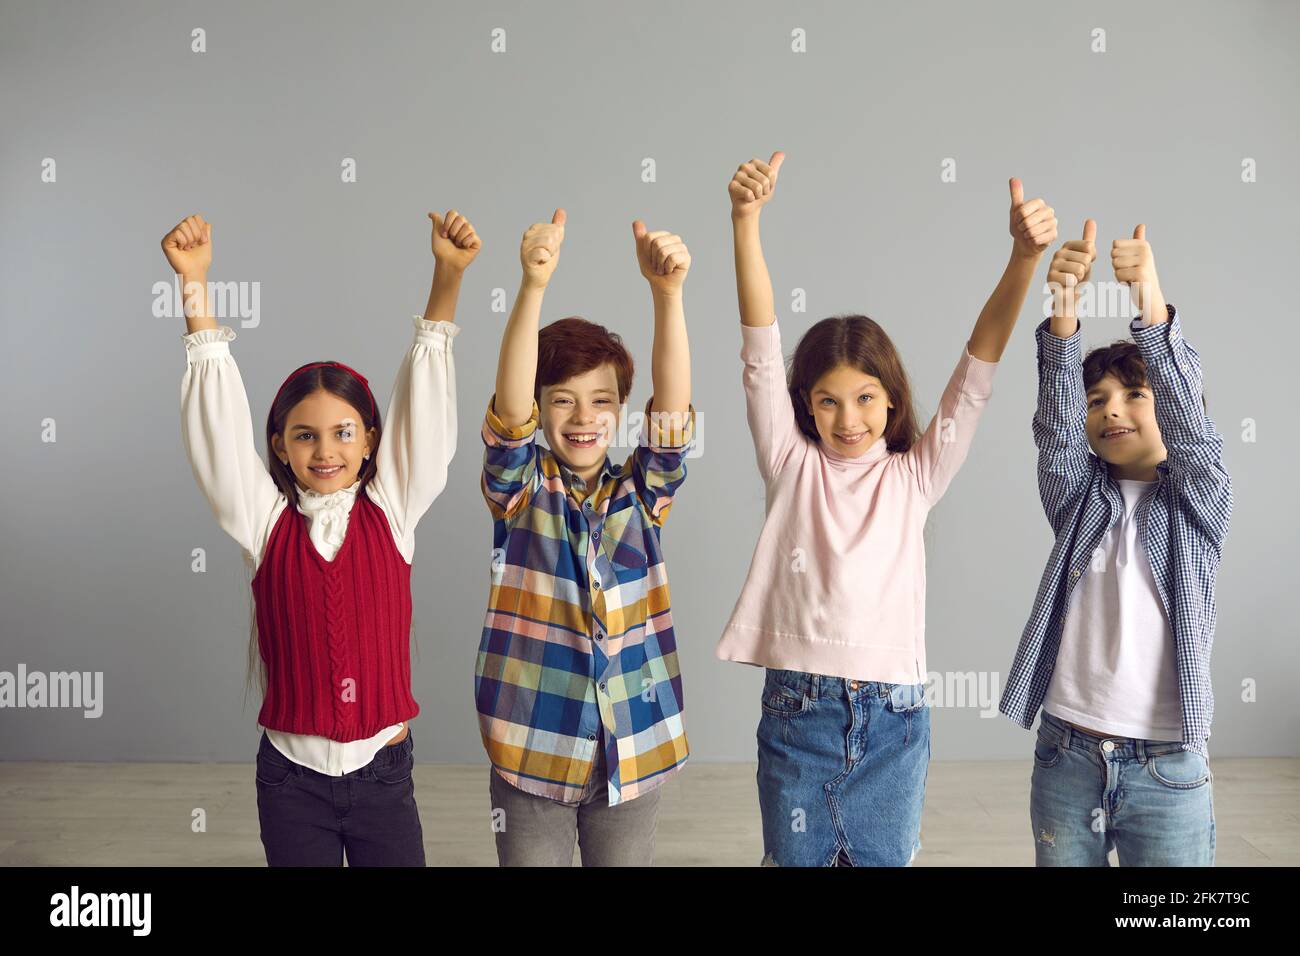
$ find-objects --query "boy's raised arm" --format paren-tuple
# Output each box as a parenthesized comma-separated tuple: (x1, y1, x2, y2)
(493, 209, 566, 429)
(1118, 226, 1232, 546)
(632, 219, 691, 419)
(1033, 218, 1101, 533)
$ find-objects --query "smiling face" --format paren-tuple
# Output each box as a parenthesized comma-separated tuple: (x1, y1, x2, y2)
(1085, 373, 1167, 480)
(539, 363, 622, 484)
(803, 363, 894, 457)
(271, 389, 375, 494)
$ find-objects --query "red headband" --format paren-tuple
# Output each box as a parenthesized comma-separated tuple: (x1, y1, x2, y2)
(272, 361, 377, 420)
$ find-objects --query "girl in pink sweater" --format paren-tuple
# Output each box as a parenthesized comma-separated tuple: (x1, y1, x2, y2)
(719, 152, 1057, 866)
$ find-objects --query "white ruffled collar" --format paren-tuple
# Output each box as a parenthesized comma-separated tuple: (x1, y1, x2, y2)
(294, 478, 362, 516)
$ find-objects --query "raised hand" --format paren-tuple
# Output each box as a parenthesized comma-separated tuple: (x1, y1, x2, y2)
(1112, 224, 1165, 321)
(1047, 219, 1098, 325)
(633, 221, 691, 295)
(161, 214, 212, 277)
(429, 209, 481, 273)
(520, 208, 566, 289)
(1009, 179, 1057, 260)
(729, 151, 785, 220)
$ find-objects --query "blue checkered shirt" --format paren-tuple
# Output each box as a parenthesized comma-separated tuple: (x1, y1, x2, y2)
(1000, 305, 1232, 755)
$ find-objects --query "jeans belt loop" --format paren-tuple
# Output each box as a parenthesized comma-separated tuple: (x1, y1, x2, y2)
(808, 673, 819, 701)
(1059, 720, 1072, 751)
(1136, 738, 1148, 763)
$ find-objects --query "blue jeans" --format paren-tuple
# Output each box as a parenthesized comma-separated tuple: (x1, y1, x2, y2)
(1030, 711, 1215, 866)
(254, 728, 425, 866)
(756, 668, 930, 866)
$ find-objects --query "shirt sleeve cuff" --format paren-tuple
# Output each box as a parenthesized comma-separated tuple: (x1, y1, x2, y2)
(958, 344, 999, 399)
(641, 396, 696, 451)
(181, 325, 237, 363)
(412, 314, 461, 349)
(485, 394, 539, 444)
(1129, 303, 1180, 359)
(1035, 317, 1083, 366)
(739, 317, 783, 364)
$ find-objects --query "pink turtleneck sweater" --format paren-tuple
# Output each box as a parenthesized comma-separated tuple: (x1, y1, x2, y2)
(715, 318, 998, 683)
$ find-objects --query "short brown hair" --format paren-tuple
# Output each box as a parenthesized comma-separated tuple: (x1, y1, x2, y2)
(1083, 340, 1208, 410)
(536, 317, 635, 404)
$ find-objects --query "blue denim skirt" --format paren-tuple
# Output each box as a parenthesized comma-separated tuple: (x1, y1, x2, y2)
(756, 668, 930, 866)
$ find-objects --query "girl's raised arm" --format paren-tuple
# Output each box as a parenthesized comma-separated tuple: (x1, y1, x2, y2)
(966, 178, 1057, 362)
(167, 215, 284, 569)
(367, 211, 479, 561)
(492, 209, 565, 428)
(729, 152, 784, 330)
(906, 179, 1057, 505)
(729, 152, 802, 482)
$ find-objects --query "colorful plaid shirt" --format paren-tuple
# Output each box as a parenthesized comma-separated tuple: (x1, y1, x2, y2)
(476, 395, 695, 805)
(1000, 305, 1233, 755)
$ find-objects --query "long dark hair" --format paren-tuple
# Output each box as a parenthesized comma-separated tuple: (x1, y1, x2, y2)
(241, 363, 393, 712)
(788, 315, 922, 453)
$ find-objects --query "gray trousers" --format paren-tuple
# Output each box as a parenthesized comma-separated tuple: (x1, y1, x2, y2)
(488, 743, 662, 866)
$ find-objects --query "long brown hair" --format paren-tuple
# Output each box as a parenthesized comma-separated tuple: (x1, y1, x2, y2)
(788, 315, 921, 453)
(241, 363, 394, 713)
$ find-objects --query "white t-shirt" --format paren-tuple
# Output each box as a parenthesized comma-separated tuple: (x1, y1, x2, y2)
(180, 315, 459, 774)
(1043, 477, 1184, 741)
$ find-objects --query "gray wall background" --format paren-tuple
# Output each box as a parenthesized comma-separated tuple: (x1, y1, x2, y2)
(2, 0, 1296, 762)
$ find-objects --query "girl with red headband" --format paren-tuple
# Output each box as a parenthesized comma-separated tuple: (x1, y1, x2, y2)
(163, 210, 480, 866)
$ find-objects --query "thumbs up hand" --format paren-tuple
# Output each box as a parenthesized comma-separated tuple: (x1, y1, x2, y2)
(520, 208, 566, 290)
(1112, 224, 1166, 323)
(1047, 219, 1097, 333)
(729, 151, 785, 220)
(633, 220, 691, 294)
(1008, 178, 1057, 260)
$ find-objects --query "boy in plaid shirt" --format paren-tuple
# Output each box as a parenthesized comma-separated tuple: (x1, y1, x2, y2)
(477, 209, 697, 866)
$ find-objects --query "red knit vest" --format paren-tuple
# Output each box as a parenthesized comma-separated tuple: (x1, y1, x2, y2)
(251, 488, 419, 741)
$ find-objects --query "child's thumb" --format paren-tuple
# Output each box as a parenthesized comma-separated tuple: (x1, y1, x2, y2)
(1133, 223, 1146, 241)
(1009, 177, 1025, 206)
(770, 150, 786, 173)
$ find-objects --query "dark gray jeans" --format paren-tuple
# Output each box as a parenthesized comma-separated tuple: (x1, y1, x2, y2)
(488, 743, 662, 866)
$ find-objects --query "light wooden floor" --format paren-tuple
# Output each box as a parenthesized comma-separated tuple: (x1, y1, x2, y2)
(1, 758, 1295, 866)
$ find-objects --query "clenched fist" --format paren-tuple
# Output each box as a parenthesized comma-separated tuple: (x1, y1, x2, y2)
(429, 209, 481, 273)
(161, 214, 212, 277)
